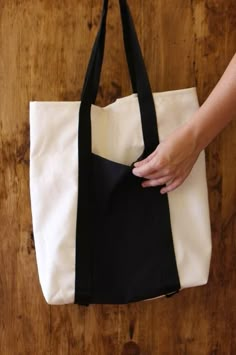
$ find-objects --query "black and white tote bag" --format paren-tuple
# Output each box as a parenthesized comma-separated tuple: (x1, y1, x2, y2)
(29, 0, 212, 305)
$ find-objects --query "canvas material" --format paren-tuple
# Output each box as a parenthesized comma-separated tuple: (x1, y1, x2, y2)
(29, 87, 212, 305)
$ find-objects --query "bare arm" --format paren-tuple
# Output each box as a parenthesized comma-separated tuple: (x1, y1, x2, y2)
(187, 52, 236, 151)
(132, 53, 236, 194)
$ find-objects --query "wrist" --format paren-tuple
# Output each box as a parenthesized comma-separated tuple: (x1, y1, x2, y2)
(184, 111, 211, 152)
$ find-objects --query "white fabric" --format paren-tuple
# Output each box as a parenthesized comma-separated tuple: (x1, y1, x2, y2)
(30, 87, 212, 305)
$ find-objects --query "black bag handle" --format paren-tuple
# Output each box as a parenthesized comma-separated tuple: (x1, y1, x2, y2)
(80, 0, 160, 156)
(81, 0, 137, 104)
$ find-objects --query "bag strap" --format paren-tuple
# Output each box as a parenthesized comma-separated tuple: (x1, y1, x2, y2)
(81, 0, 137, 103)
(120, 0, 160, 155)
(80, 0, 160, 156)
(75, 0, 159, 305)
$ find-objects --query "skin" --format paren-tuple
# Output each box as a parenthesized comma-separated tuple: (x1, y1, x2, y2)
(132, 53, 236, 194)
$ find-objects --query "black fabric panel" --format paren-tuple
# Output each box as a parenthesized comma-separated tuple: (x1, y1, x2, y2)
(75, 150, 181, 305)
(74, 0, 181, 305)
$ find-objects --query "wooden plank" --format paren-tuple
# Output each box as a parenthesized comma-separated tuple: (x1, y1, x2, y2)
(0, 0, 235, 354)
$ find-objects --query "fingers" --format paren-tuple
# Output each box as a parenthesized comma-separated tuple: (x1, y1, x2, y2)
(131, 146, 186, 194)
(142, 176, 185, 194)
(142, 176, 172, 188)
(160, 179, 182, 194)
(144, 170, 170, 180)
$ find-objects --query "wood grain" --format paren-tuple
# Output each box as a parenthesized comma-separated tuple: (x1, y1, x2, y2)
(0, 0, 235, 354)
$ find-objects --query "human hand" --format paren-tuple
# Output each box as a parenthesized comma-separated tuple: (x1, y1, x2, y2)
(132, 123, 202, 194)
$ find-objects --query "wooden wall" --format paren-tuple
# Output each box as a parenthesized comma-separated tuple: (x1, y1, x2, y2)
(0, 0, 235, 354)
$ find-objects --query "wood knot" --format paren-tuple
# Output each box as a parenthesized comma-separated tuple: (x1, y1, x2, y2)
(27, 231, 35, 254)
(129, 319, 135, 339)
(121, 341, 141, 355)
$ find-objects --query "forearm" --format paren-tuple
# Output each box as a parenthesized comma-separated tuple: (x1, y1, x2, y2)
(186, 53, 236, 151)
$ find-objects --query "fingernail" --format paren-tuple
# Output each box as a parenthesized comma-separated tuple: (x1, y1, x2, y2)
(132, 169, 141, 176)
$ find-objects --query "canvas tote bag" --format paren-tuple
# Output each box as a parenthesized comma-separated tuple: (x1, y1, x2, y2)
(29, 0, 212, 305)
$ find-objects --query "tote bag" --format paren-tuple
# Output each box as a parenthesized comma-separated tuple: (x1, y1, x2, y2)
(29, 0, 212, 305)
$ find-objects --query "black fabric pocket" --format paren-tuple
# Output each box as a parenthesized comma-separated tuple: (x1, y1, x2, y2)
(89, 153, 180, 304)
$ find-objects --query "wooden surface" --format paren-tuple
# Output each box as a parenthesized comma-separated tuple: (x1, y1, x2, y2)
(0, 0, 236, 354)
